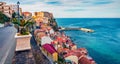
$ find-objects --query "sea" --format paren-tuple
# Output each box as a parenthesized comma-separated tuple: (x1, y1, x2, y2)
(56, 18, 120, 64)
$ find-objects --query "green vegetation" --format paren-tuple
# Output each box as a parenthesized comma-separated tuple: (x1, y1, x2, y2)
(12, 12, 35, 35)
(12, 18, 35, 35)
(49, 18, 58, 31)
(54, 55, 66, 64)
(0, 12, 10, 24)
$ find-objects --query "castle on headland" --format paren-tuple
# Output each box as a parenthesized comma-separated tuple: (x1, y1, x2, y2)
(34, 12, 96, 64)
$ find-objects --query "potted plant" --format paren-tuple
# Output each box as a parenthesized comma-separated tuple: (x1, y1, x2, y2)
(12, 17, 35, 51)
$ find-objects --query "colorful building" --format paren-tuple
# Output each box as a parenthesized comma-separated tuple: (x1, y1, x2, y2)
(65, 55, 78, 64)
(42, 44, 58, 61)
(32, 12, 44, 26)
(0, 2, 12, 15)
(34, 12, 44, 17)
(22, 12, 32, 20)
(62, 48, 93, 64)
(79, 56, 96, 64)
(0, 2, 22, 16)
(33, 11, 54, 27)
(43, 11, 53, 19)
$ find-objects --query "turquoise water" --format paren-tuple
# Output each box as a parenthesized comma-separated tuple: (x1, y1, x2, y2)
(56, 18, 120, 64)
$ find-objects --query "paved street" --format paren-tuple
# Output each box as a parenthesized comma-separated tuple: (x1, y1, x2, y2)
(0, 26, 17, 64)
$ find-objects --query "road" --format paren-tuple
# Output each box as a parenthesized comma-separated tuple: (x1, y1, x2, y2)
(0, 26, 17, 64)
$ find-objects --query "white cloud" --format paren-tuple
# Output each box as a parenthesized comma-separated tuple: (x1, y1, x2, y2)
(4, 0, 120, 18)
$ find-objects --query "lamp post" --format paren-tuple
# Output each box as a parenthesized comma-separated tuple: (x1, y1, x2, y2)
(17, 1, 20, 32)
(17, 1, 20, 22)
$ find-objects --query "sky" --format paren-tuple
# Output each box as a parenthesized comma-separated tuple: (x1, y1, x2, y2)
(2, 0, 120, 18)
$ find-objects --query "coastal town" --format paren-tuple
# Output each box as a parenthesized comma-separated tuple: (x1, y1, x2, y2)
(0, 2, 96, 64)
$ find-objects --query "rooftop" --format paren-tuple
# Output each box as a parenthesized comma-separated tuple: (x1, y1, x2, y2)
(42, 44, 57, 54)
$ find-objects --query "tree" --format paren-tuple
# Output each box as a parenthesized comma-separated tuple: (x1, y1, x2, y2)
(12, 12, 16, 18)
(49, 18, 58, 31)
(0, 12, 10, 24)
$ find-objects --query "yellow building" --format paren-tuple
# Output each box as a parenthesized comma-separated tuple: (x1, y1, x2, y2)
(34, 12, 44, 17)
(32, 11, 53, 27)
(33, 12, 46, 27)
(42, 44, 58, 62)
